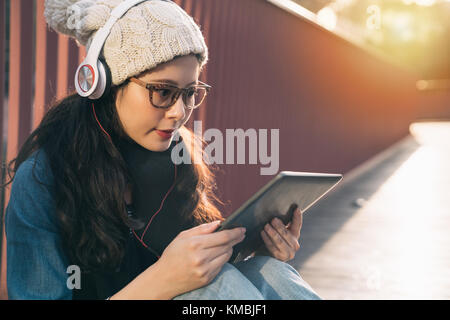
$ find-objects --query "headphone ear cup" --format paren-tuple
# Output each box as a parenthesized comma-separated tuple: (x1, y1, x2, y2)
(89, 58, 112, 100)
(100, 56, 112, 98)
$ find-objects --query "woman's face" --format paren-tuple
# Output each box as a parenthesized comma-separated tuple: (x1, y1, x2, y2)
(115, 55, 200, 151)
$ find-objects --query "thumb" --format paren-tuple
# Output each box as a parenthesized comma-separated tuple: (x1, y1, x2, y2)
(287, 208, 303, 238)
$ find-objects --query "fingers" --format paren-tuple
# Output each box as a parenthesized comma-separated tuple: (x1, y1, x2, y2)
(272, 218, 300, 251)
(192, 247, 233, 286)
(196, 227, 246, 249)
(260, 229, 279, 255)
(205, 248, 234, 280)
(271, 217, 293, 242)
(262, 218, 299, 261)
(187, 229, 243, 283)
(185, 246, 233, 287)
(202, 241, 237, 264)
(287, 208, 303, 238)
(178, 220, 222, 238)
(265, 221, 294, 252)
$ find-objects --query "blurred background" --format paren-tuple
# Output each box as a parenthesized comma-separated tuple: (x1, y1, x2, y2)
(0, 0, 449, 299)
(296, 0, 450, 80)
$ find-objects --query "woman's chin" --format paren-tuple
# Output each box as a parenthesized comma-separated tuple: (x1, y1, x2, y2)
(140, 137, 173, 152)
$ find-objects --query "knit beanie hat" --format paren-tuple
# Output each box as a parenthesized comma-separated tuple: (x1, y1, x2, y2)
(44, 0, 209, 85)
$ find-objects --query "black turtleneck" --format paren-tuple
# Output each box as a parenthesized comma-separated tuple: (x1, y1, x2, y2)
(119, 135, 198, 257)
(72, 135, 198, 300)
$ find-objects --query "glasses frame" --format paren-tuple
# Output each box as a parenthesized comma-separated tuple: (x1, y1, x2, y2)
(130, 77, 212, 110)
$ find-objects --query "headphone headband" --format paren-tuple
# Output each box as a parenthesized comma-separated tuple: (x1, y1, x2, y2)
(85, 0, 147, 63)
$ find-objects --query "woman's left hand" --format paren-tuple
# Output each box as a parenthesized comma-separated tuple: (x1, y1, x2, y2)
(259, 208, 303, 262)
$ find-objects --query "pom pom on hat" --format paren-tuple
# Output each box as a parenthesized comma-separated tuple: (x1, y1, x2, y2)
(44, 0, 120, 46)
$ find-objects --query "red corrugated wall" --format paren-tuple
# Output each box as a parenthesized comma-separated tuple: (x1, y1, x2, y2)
(0, 0, 448, 299)
(0, 0, 87, 299)
(183, 0, 421, 214)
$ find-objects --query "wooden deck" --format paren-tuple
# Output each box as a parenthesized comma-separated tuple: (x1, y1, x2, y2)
(291, 122, 450, 300)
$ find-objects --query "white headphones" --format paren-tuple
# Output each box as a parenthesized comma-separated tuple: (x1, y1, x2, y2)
(74, 0, 149, 99)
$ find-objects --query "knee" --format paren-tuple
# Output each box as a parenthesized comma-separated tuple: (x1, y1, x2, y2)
(243, 255, 301, 277)
(235, 256, 322, 300)
(174, 263, 264, 300)
(211, 263, 265, 299)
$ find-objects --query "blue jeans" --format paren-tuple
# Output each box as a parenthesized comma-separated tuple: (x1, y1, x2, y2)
(173, 255, 321, 300)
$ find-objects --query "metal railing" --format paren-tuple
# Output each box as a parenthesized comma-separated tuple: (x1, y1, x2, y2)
(0, 0, 85, 299)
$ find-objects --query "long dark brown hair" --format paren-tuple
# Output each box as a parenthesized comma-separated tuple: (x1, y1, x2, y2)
(3, 56, 224, 272)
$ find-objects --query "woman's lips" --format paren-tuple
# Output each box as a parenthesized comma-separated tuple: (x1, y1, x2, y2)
(155, 129, 175, 139)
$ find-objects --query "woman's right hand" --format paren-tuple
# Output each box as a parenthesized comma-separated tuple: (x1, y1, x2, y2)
(109, 221, 246, 300)
(156, 221, 246, 298)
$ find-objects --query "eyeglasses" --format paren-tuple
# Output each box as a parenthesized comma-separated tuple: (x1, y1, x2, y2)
(130, 78, 211, 110)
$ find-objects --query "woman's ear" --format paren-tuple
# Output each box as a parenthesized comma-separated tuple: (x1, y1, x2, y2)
(115, 86, 123, 108)
(115, 82, 129, 110)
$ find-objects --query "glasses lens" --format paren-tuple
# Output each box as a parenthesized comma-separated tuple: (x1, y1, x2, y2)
(184, 87, 207, 109)
(151, 85, 177, 108)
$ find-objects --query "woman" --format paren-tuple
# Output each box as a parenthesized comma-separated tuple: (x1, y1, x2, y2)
(4, 0, 320, 300)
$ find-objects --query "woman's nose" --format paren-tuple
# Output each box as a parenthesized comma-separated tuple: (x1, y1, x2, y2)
(165, 95, 187, 121)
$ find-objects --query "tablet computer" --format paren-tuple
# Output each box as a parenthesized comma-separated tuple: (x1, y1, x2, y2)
(217, 171, 343, 263)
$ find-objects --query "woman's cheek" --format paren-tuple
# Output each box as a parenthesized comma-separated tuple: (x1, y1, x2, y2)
(181, 109, 194, 126)
(122, 96, 158, 134)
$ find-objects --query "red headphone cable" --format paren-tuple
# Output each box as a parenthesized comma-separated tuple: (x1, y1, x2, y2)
(92, 103, 112, 141)
(93, 103, 180, 258)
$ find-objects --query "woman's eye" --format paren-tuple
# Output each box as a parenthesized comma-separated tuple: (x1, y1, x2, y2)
(156, 89, 171, 97)
(187, 88, 197, 97)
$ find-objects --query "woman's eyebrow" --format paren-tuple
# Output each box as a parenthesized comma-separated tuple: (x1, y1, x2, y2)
(151, 79, 198, 87)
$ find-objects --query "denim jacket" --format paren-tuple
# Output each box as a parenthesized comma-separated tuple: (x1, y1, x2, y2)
(4, 145, 188, 299)
(5, 150, 73, 299)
